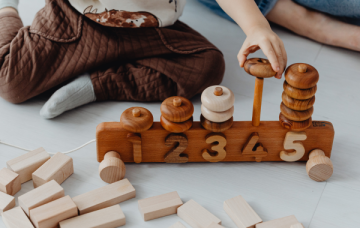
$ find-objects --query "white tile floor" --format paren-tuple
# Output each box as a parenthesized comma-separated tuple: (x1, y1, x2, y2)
(0, 0, 359, 227)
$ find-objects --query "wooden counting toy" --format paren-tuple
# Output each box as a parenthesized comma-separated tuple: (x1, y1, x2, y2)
(0, 167, 21, 196)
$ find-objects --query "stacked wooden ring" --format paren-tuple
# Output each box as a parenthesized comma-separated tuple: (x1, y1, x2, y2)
(200, 85, 235, 132)
(280, 63, 319, 131)
(160, 96, 194, 133)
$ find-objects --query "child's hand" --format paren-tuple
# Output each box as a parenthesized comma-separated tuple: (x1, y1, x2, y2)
(238, 27, 287, 79)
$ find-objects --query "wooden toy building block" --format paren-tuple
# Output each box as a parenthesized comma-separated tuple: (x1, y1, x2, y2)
(138, 191, 183, 221)
(29, 195, 78, 228)
(32, 152, 73, 188)
(0, 191, 15, 214)
(255, 215, 299, 228)
(59, 205, 126, 228)
(72, 178, 136, 215)
(169, 221, 187, 228)
(7, 147, 50, 183)
(99, 151, 126, 183)
(2, 207, 34, 228)
(177, 199, 222, 228)
(0, 168, 21, 196)
(291, 223, 305, 228)
(224, 195, 262, 228)
(18, 180, 65, 216)
(207, 222, 226, 228)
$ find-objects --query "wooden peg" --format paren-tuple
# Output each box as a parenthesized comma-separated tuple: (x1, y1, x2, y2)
(0, 168, 21, 196)
(298, 64, 307, 73)
(214, 87, 223, 96)
(242, 133, 268, 162)
(202, 133, 227, 163)
(306, 149, 333, 182)
(99, 151, 126, 183)
(173, 98, 182, 107)
(127, 133, 142, 163)
(132, 108, 141, 117)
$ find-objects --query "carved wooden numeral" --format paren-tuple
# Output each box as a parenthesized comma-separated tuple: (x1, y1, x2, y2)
(127, 133, 142, 163)
(280, 131, 307, 162)
(164, 133, 189, 163)
(242, 132, 268, 162)
(202, 133, 227, 163)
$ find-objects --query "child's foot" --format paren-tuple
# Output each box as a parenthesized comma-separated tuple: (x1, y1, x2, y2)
(40, 73, 96, 119)
(267, 0, 360, 51)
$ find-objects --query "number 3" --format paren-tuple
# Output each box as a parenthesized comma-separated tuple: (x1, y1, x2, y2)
(280, 131, 307, 162)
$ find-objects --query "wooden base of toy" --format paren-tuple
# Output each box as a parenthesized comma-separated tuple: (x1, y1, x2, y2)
(96, 120, 334, 163)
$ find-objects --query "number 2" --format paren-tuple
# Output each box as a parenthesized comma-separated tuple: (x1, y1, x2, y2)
(164, 133, 189, 163)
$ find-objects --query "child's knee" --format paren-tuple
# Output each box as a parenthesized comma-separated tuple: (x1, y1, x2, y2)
(0, 82, 27, 104)
(202, 49, 225, 85)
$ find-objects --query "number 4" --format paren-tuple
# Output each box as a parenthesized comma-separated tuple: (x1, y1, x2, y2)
(280, 131, 307, 162)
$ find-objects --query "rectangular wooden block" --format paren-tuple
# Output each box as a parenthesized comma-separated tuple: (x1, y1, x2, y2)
(29, 195, 78, 228)
(96, 121, 334, 163)
(291, 223, 305, 228)
(72, 178, 136, 215)
(7, 148, 50, 183)
(2, 207, 34, 228)
(138, 191, 183, 221)
(169, 222, 186, 228)
(59, 205, 126, 228)
(177, 199, 221, 228)
(208, 222, 226, 228)
(32, 152, 73, 188)
(256, 215, 299, 228)
(0, 191, 15, 214)
(18, 179, 65, 216)
(224, 195, 262, 228)
(0, 168, 21, 196)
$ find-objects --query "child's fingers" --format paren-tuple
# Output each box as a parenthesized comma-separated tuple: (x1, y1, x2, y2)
(280, 41, 288, 70)
(259, 40, 280, 74)
(271, 41, 285, 79)
(238, 43, 260, 67)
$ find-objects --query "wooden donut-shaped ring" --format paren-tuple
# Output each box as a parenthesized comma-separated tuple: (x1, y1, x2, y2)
(244, 58, 277, 78)
(280, 102, 313, 121)
(283, 81, 317, 100)
(285, 63, 319, 89)
(279, 113, 312, 131)
(282, 92, 315, 111)
(200, 114, 233, 132)
(201, 105, 234, 123)
(201, 85, 235, 112)
(160, 115, 193, 133)
(120, 107, 153, 133)
(160, 96, 194, 123)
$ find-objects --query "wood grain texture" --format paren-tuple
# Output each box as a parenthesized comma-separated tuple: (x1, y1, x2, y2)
(290, 223, 305, 228)
(201, 85, 235, 112)
(252, 77, 264, 127)
(279, 113, 312, 131)
(201, 105, 234, 123)
(283, 81, 317, 100)
(160, 96, 194, 123)
(280, 131, 307, 162)
(202, 133, 227, 163)
(241, 133, 268, 162)
(0, 168, 21, 196)
(282, 92, 315, 111)
(164, 134, 189, 163)
(127, 133, 142, 163)
(6, 147, 50, 184)
(244, 58, 276, 78)
(280, 102, 313, 121)
(285, 63, 319, 89)
(0, 192, 15, 214)
(255, 215, 298, 228)
(96, 121, 334, 163)
(2, 207, 34, 228)
(161, 115, 193, 133)
(169, 222, 186, 228)
(306, 149, 333, 182)
(99, 151, 126, 184)
(120, 107, 153, 133)
(200, 115, 233, 132)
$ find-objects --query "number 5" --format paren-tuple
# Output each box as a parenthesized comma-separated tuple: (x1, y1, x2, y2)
(280, 131, 307, 162)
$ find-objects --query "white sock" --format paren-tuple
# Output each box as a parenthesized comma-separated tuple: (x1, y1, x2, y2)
(40, 73, 96, 119)
(0, 0, 19, 10)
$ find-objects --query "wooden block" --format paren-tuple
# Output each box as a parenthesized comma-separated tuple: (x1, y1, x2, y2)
(32, 152, 73, 188)
(138, 191, 183, 221)
(72, 178, 136, 215)
(0, 191, 15, 214)
(2, 207, 34, 228)
(96, 121, 334, 163)
(224, 195, 262, 228)
(169, 221, 186, 228)
(202, 133, 227, 162)
(7, 148, 50, 183)
(18, 180, 65, 216)
(0, 168, 21, 196)
(177, 199, 221, 228)
(291, 223, 304, 228)
(59, 205, 126, 228)
(30, 195, 78, 228)
(207, 222, 226, 228)
(255, 215, 298, 228)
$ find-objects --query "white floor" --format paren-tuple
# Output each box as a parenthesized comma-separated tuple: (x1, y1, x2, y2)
(0, 1, 359, 227)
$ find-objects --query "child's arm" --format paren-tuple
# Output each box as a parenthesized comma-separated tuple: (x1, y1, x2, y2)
(216, 0, 287, 78)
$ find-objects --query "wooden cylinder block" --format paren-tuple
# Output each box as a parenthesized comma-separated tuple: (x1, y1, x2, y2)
(279, 113, 312, 131)
(160, 116, 193, 133)
(201, 105, 234, 123)
(244, 58, 277, 78)
(285, 63, 319, 89)
(201, 85, 235, 112)
(282, 92, 315, 111)
(200, 115, 233, 132)
(99, 151, 126, 184)
(120, 107, 153, 133)
(161, 96, 194, 123)
(280, 102, 313, 121)
(283, 81, 317, 100)
(306, 149, 333, 182)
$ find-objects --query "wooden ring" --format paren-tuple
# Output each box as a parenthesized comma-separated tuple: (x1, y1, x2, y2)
(160, 96, 194, 122)
(160, 115, 193, 133)
(283, 81, 317, 100)
(285, 63, 319, 89)
(200, 114, 233, 132)
(280, 102, 313, 121)
(201, 105, 234, 123)
(244, 58, 277, 78)
(201, 85, 235, 112)
(120, 107, 153, 133)
(282, 92, 315, 111)
(279, 113, 312, 131)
